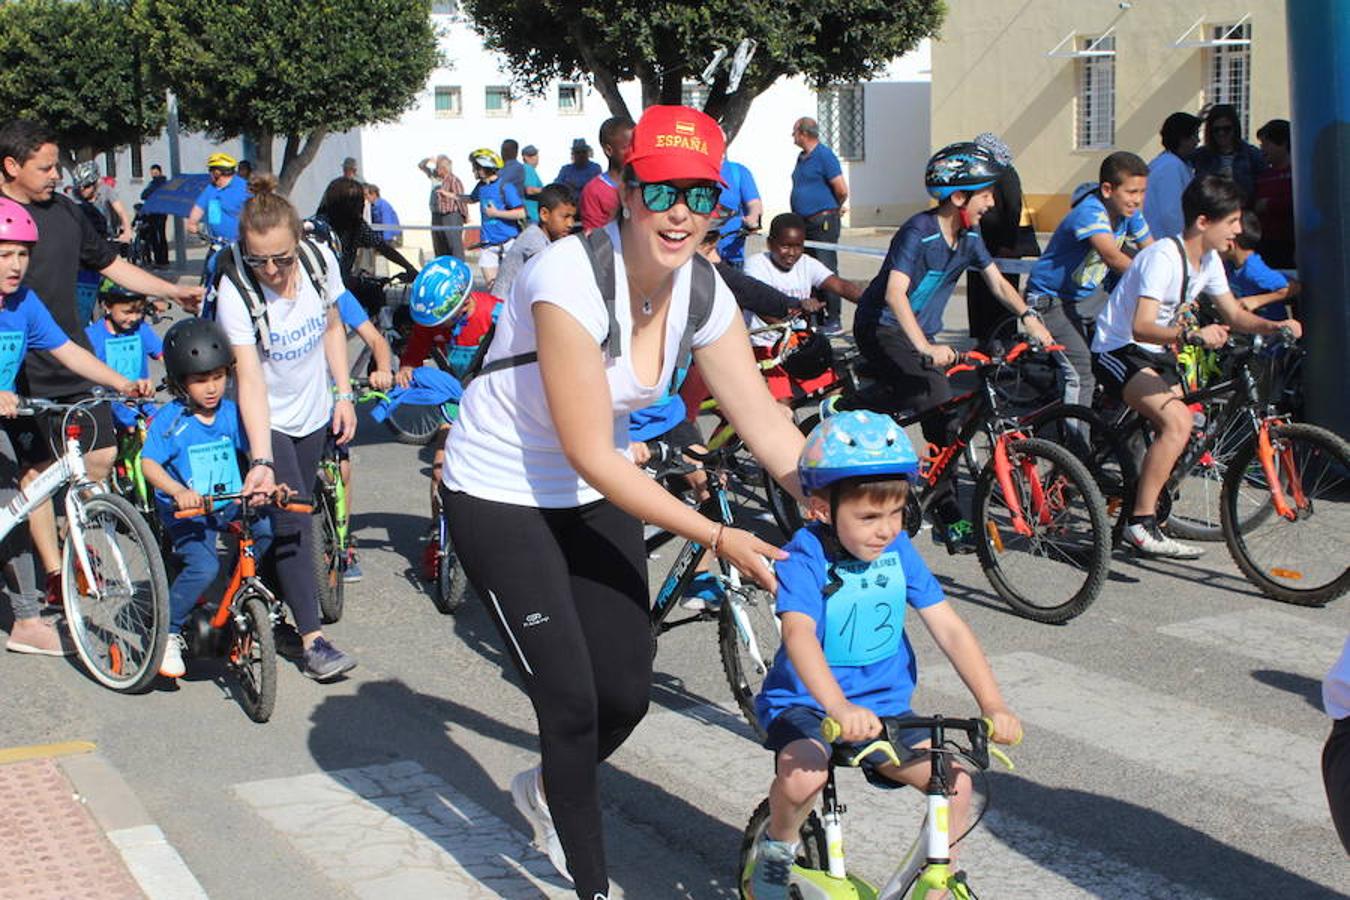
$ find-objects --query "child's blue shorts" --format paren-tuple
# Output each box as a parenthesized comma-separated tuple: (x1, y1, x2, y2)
(764, 705, 929, 790)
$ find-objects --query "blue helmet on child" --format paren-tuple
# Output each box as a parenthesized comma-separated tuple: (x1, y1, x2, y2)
(409, 255, 473, 327)
(924, 142, 1005, 202)
(798, 409, 918, 492)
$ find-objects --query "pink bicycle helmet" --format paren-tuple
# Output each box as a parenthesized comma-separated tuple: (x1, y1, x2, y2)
(0, 198, 38, 244)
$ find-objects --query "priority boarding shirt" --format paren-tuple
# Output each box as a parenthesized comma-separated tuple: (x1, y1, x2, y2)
(84, 319, 163, 427)
(1027, 193, 1150, 304)
(755, 524, 944, 730)
(856, 210, 993, 338)
(141, 398, 248, 514)
(0, 287, 71, 392)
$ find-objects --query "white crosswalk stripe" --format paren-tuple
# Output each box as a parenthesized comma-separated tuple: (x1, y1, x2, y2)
(1157, 608, 1345, 679)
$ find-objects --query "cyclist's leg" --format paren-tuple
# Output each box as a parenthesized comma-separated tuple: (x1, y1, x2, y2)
(871, 748, 975, 857)
(1037, 296, 1096, 408)
(0, 427, 55, 653)
(1325, 715, 1350, 853)
(763, 707, 832, 841)
(1120, 372, 1189, 518)
(166, 518, 220, 635)
(269, 427, 329, 641)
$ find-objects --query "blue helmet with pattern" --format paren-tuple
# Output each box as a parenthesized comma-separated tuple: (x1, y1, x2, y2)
(409, 255, 473, 327)
(924, 141, 1005, 201)
(798, 409, 918, 492)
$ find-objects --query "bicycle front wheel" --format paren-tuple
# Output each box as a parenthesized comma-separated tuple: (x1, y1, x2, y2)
(62, 493, 170, 692)
(313, 497, 345, 624)
(974, 438, 1111, 624)
(231, 594, 277, 723)
(384, 400, 451, 446)
(718, 577, 780, 741)
(434, 526, 470, 615)
(1221, 422, 1350, 605)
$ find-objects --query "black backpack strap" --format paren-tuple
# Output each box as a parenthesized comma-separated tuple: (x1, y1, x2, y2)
(221, 242, 273, 351)
(667, 253, 717, 396)
(296, 238, 332, 309)
(1169, 236, 1189, 316)
(579, 228, 620, 358)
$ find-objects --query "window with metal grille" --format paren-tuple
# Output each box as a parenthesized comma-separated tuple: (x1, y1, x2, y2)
(558, 83, 583, 114)
(434, 86, 461, 118)
(130, 144, 143, 180)
(103, 150, 116, 179)
(1206, 23, 1252, 135)
(681, 82, 709, 110)
(485, 85, 511, 117)
(1076, 35, 1116, 149)
(817, 84, 865, 161)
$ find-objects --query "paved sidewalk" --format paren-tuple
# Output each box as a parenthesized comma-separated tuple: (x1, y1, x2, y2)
(0, 743, 205, 900)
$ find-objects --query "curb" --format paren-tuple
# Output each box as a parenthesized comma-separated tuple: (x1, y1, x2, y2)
(58, 749, 208, 900)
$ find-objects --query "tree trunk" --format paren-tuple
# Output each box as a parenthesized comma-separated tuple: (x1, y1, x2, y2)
(276, 128, 328, 195)
(566, 20, 631, 121)
(251, 128, 275, 175)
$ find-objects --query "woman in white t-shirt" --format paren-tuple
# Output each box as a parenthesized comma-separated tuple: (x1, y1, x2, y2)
(441, 107, 805, 897)
(217, 175, 357, 682)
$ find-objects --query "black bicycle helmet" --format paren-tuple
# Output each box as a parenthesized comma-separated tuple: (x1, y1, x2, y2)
(162, 318, 233, 391)
(924, 142, 1006, 201)
(779, 327, 835, 381)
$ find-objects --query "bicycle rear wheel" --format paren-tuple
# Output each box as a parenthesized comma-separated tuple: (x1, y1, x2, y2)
(1163, 394, 1250, 542)
(62, 493, 170, 692)
(973, 438, 1110, 624)
(385, 400, 451, 446)
(1221, 422, 1350, 605)
(434, 522, 470, 615)
(718, 577, 780, 741)
(737, 798, 828, 899)
(1023, 404, 1133, 524)
(231, 594, 277, 723)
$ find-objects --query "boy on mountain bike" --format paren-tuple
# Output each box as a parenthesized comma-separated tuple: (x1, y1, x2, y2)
(0, 197, 155, 656)
(746, 409, 1021, 899)
(842, 142, 1051, 553)
(85, 281, 163, 432)
(1026, 151, 1153, 409)
(141, 318, 271, 679)
(466, 148, 526, 288)
(1091, 176, 1302, 560)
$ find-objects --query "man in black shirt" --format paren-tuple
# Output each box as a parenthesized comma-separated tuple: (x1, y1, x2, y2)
(0, 119, 203, 601)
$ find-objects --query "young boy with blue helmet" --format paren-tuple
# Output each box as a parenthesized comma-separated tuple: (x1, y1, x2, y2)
(747, 409, 1022, 899)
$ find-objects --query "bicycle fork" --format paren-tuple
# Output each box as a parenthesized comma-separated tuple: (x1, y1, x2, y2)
(991, 433, 1047, 537)
(1255, 418, 1306, 521)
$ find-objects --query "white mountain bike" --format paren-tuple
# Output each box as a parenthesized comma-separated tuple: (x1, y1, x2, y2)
(4, 394, 169, 692)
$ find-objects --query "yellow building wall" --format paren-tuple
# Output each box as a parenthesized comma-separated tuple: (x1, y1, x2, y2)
(931, 1, 1289, 230)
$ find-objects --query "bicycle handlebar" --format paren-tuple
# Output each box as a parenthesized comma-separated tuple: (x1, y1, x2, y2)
(173, 488, 313, 519)
(820, 714, 1016, 772)
(944, 340, 1065, 376)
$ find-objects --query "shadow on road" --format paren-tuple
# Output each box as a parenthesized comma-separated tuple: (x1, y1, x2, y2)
(1251, 668, 1326, 712)
(307, 677, 741, 897)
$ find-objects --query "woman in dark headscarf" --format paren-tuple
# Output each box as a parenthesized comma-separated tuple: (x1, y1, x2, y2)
(1190, 104, 1266, 201)
(965, 132, 1039, 345)
(314, 177, 418, 312)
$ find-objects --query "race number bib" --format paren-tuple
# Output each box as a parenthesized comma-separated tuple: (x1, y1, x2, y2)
(823, 552, 906, 667)
(187, 437, 242, 495)
(0, 330, 24, 391)
(103, 334, 143, 380)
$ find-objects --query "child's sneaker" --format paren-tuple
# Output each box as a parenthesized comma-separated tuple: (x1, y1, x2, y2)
(680, 572, 725, 612)
(1123, 518, 1202, 560)
(511, 767, 571, 884)
(746, 837, 795, 899)
(302, 637, 356, 681)
(159, 633, 187, 678)
(932, 518, 977, 555)
(343, 548, 363, 583)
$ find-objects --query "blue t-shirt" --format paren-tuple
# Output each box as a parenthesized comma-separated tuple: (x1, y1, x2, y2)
(336, 291, 369, 330)
(141, 398, 248, 515)
(471, 180, 524, 246)
(717, 160, 761, 264)
(556, 161, 602, 194)
(756, 524, 944, 730)
(1226, 252, 1289, 321)
(857, 210, 994, 338)
(790, 144, 843, 217)
(522, 163, 544, 222)
(370, 197, 401, 241)
(193, 176, 250, 242)
(628, 395, 688, 443)
(0, 287, 71, 393)
(1027, 193, 1150, 303)
(85, 319, 163, 427)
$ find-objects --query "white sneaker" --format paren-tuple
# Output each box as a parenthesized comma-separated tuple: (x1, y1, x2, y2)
(159, 633, 187, 678)
(1123, 521, 1203, 560)
(511, 767, 571, 883)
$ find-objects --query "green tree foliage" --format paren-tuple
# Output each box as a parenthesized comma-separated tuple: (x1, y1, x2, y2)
(460, 0, 944, 141)
(0, 0, 165, 165)
(134, 0, 441, 191)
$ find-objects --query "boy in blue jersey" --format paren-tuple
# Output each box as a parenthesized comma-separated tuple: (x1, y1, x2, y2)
(0, 197, 155, 655)
(466, 148, 526, 288)
(844, 143, 1050, 552)
(85, 282, 163, 431)
(141, 318, 272, 679)
(1027, 151, 1152, 409)
(1222, 210, 1300, 321)
(746, 410, 1021, 899)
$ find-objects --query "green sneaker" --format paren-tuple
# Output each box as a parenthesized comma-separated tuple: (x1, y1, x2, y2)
(933, 518, 977, 555)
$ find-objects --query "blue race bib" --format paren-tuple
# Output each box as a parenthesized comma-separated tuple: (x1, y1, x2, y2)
(187, 437, 242, 495)
(0, 330, 24, 391)
(104, 334, 143, 380)
(823, 552, 906, 667)
(207, 197, 222, 227)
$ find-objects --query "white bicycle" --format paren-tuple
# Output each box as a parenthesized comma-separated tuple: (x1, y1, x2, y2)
(4, 394, 169, 692)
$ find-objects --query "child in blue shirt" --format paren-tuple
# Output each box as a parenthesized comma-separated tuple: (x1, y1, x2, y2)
(1026, 152, 1153, 410)
(85, 282, 163, 430)
(846, 143, 1049, 552)
(747, 410, 1021, 899)
(140, 318, 272, 679)
(1222, 210, 1300, 321)
(0, 197, 154, 656)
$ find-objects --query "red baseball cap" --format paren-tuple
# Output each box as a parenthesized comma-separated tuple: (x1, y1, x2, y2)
(626, 105, 726, 186)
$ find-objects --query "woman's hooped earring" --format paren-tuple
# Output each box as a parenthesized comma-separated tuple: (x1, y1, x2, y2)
(621, 205, 630, 220)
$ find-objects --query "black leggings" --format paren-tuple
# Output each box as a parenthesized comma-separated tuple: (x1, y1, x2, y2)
(443, 487, 651, 899)
(1325, 716, 1350, 853)
(271, 426, 326, 635)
